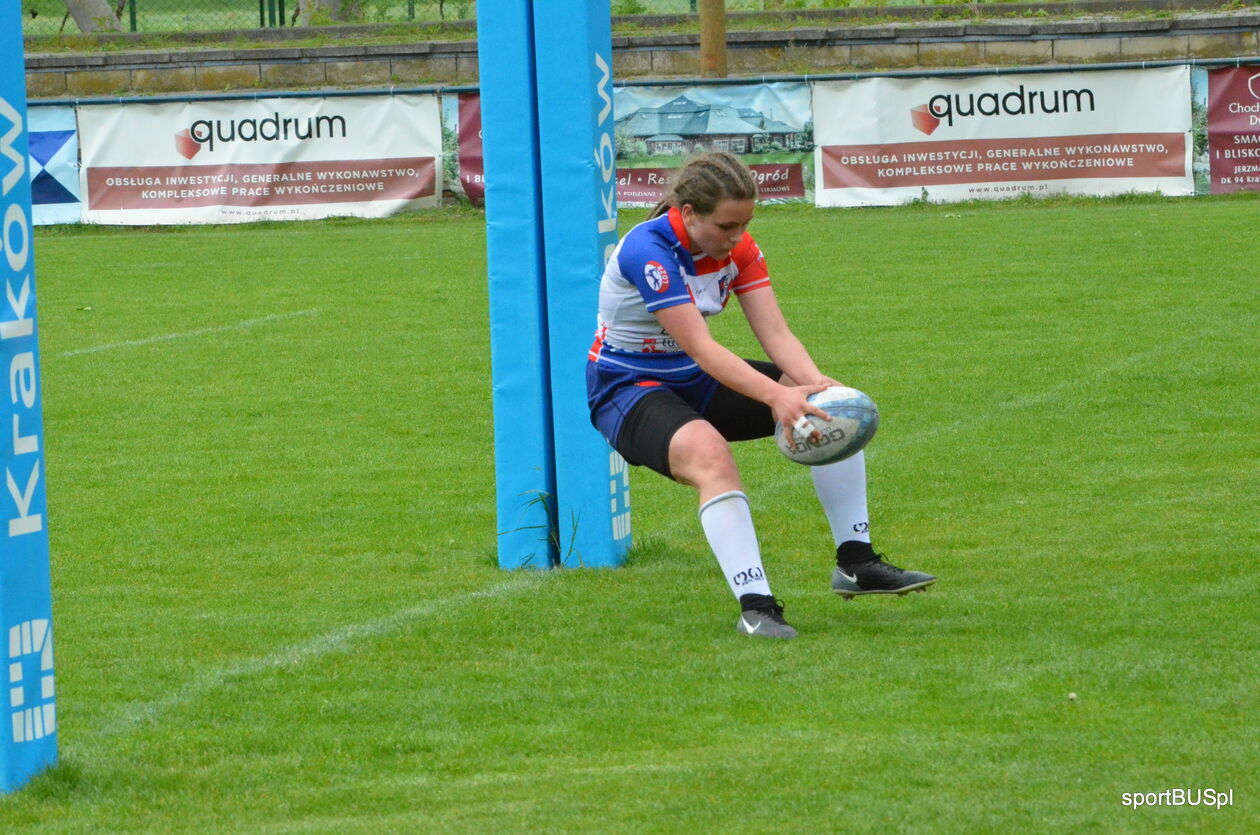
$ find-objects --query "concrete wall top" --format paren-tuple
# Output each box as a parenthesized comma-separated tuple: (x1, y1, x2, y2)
(22, 4, 1260, 98)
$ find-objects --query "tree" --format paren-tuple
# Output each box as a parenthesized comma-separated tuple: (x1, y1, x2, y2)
(62, 0, 121, 32)
(698, 0, 727, 78)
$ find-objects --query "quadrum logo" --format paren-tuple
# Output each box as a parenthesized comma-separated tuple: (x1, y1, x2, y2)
(910, 84, 1097, 135)
(174, 113, 349, 160)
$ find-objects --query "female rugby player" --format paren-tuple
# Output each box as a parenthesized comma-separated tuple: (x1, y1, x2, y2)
(586, 152, 935, 638)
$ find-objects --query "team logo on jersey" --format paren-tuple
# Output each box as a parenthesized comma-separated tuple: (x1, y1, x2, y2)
(644, 261, 670, 293)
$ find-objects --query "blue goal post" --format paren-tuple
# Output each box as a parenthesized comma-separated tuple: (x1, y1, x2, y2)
(0, 1, 58, 793)
(478, 0, 631, 569)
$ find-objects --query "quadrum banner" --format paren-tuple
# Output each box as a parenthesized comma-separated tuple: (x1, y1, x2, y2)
(78, 95, 441, 224)
(814, 67, 1193, 207)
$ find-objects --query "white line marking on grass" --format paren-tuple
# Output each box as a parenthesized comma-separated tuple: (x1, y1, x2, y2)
(59, 308, 321, 357)
(86, 575, 541, 744)
(81, 332, 1216, 748)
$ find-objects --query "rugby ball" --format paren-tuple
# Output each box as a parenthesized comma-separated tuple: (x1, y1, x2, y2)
(774, 386, 879, 466)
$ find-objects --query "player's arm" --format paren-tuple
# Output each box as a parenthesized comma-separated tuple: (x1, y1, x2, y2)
(738, 286, 840, 388)
(654, 302, 829, 430)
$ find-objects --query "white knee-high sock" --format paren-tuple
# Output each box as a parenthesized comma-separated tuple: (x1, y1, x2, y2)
(811, 450, 871, 546)
(698, 490, 773, 599)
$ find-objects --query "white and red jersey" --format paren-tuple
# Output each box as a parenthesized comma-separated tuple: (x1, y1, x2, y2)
(588, 207, 770, 374)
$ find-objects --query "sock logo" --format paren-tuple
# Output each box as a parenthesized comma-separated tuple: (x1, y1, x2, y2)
(732, 566, 765, 586)
(852, 522, 869, 534)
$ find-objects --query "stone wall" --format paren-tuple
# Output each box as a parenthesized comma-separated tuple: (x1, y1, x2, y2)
(24, 8, 1260, 99)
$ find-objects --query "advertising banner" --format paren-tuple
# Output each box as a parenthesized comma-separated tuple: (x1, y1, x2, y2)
(78, 95, 441, 224)
(451, 82, 813, 211)
(0, 1, 58, 792)
(615, 82, 813, 206)
(27, 106, 80, 226)
(814, 67, 1193, 207)
(1206, 66, 1260, 194)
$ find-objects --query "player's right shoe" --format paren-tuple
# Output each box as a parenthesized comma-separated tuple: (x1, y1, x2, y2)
(737, 593, 798, 639)
(831, 542, 937, 600)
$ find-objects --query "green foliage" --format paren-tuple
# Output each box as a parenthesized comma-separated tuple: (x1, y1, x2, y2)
(440, 121, 467, 204)
(1192, 95, 1209, 160)
(4, 195, 1256, 828)
(612, 0, 650, 14)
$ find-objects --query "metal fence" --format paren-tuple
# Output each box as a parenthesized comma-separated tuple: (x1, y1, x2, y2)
(22, 1, 882, 37)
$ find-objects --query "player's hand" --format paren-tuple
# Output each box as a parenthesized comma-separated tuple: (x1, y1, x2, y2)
(770, 383, 831, 443)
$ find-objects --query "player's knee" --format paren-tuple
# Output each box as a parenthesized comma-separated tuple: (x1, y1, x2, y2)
(670, 423, 738, 486)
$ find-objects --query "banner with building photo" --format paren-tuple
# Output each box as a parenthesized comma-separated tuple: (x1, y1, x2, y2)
(1205, 65, 1260, 194)
(78, 95, 441, 224)
(814, 67, 1193, 208)
(614, 82, 813, 206)
(27, 105, 81, 225)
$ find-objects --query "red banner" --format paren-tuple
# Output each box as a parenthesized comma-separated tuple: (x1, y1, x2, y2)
(821, 133, 1186, 190)
(457, 93, 486, 207)
(86, 157, 436, 210)
(616, 163, 805, 204)
(1207, 67, 1260, 194)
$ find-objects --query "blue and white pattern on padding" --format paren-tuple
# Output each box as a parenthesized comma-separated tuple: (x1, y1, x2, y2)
(8, 621, 54, 744)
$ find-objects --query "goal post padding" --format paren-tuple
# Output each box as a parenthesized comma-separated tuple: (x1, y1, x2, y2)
(533, 0, 631, 567)
(0, 1, 58, 792)
(477, 0, 630, 570)
(477, 0, 558, 569)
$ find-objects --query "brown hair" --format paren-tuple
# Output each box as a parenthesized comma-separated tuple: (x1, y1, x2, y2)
(647, 151, 758, 219)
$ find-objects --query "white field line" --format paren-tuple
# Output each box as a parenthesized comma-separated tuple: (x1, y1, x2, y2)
(86, 576, 541, 743)
(59, 308, 321, 357)
(84, 330, 1210, 746)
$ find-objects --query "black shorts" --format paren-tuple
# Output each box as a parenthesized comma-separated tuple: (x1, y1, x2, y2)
(614, 360, 782, 479)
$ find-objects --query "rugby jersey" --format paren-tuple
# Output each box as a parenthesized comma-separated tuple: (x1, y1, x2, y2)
(588, 207, 770, 375)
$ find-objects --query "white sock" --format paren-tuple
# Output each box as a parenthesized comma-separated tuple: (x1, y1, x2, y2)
(698, 490, 773, 599)
(811, 450, 871, 546)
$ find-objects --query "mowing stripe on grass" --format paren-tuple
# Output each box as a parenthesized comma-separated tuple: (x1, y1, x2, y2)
(58, 308, 322, 357)
(79, 325, 1223, 750)
(878, 325, 1224, 456)
(658, 325, 1223, 537)
(83, 573, 544, 746)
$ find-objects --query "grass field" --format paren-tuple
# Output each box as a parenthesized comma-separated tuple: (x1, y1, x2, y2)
(1, 195, 1256, 831)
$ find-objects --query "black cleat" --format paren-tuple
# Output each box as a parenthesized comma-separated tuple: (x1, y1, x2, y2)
(737, 593, 798, 639)
(831, 541, 936, 600)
